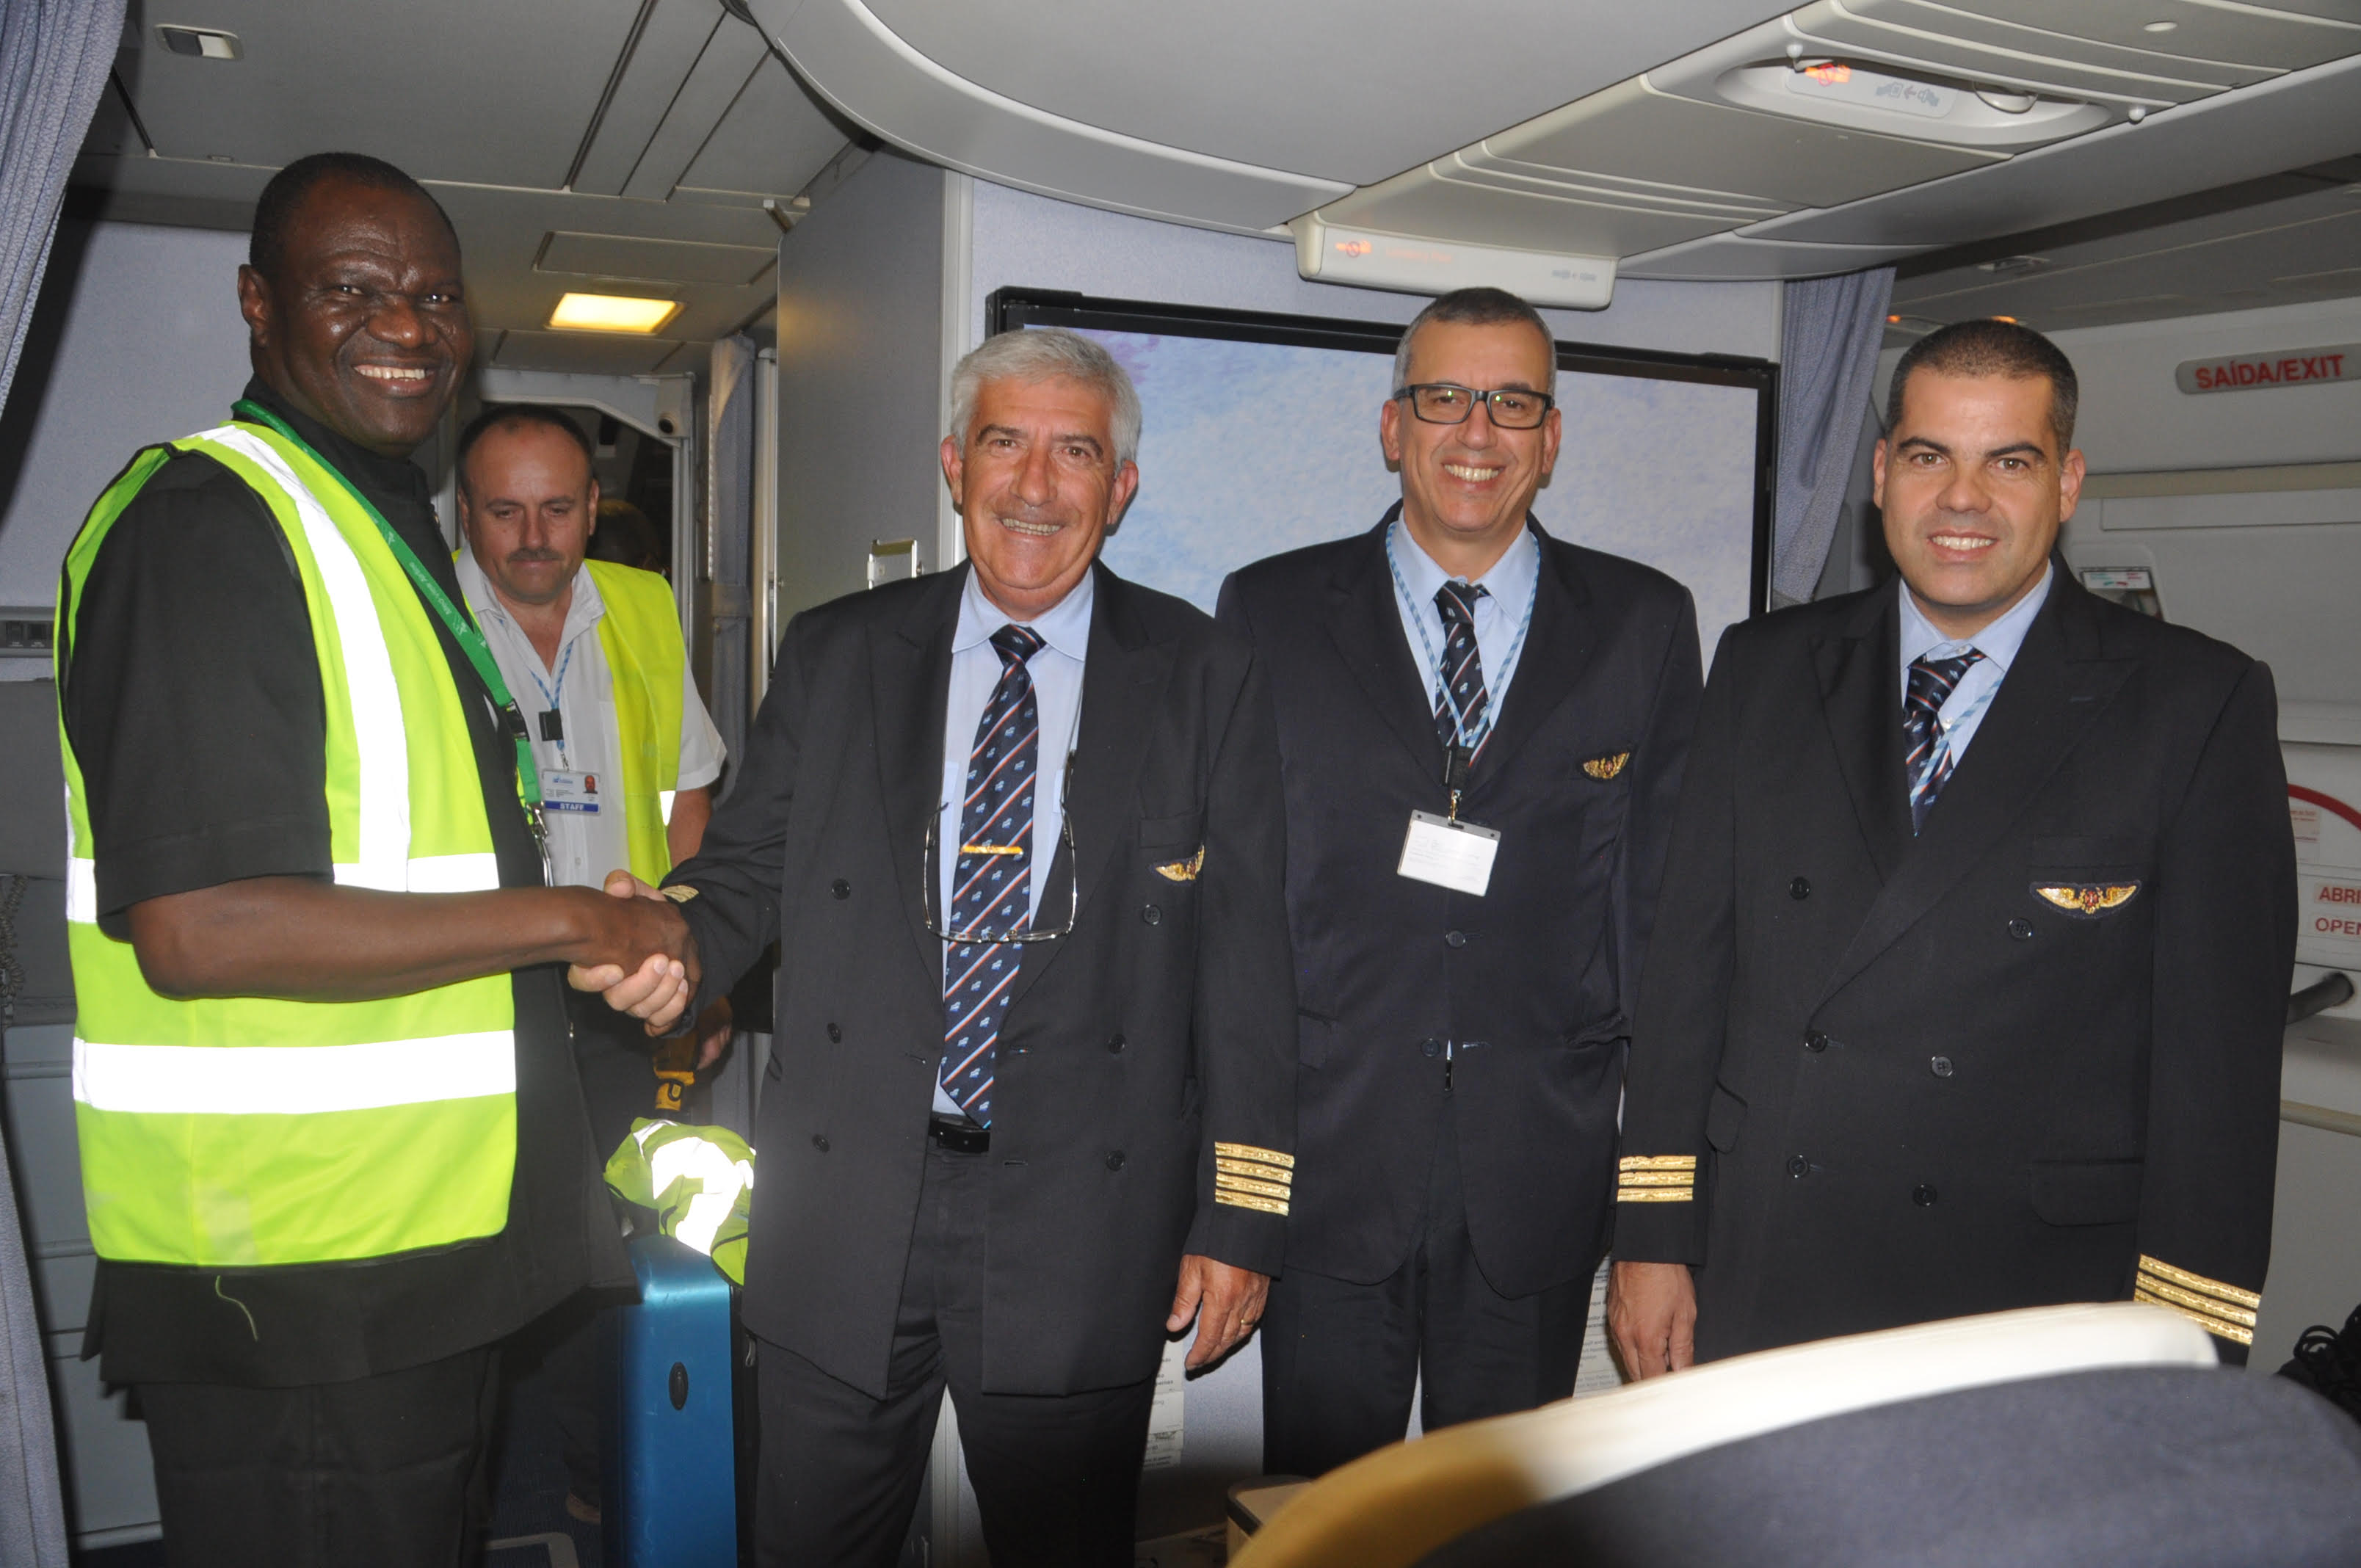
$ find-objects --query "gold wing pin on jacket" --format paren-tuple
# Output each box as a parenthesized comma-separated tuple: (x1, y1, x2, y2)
(2031, 882, 2142, 918)
(1153, 847, 1205, 882)
(1581, 751, 1631, 780)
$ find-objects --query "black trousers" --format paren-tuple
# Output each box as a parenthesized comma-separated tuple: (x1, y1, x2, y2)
(754, 1140, 1158, 1567)
(141, 1346, 499, 1568)
(1261, 1110, 1594, 1478)
(531, 1010, 658, 1504)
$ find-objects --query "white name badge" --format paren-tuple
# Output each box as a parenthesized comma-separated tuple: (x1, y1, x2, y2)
(1398, 810, 1500, 896)
(541, 769, 603, 815)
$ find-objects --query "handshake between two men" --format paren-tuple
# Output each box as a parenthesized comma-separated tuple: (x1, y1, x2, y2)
(566, 868, 716, 1063)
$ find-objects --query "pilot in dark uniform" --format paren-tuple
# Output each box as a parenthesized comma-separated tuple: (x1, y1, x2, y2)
(1610, 318, 2294, 1372)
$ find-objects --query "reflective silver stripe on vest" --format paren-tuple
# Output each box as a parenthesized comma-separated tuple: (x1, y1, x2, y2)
(73, 1032, 516, 1115)
(195, 426, 413, 890)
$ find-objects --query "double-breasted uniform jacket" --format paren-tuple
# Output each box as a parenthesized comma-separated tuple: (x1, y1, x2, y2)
(667, 561, 1297, 1398)
(1217, 513, 1700, 1296)
(1615, 570, 2295, 1362)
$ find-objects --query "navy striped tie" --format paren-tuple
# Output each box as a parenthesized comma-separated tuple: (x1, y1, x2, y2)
(938, 624, 1044, 1127)
(1903, 650, 1984, 834)
(1434, 581, 1490, 751)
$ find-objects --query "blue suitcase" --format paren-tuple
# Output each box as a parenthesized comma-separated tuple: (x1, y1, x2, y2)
(606, 1233, 741, 1567)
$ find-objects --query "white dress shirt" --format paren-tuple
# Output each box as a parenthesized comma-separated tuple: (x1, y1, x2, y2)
(932, 566, 1092, 1115)
(1896, 562, 2053, 775)
(1386, 515, 1542, 749)
(457, 547, 725, 890)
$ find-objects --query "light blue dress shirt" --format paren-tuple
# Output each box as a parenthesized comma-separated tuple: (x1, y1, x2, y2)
(1896, 562, 2052, 774)
(932, 566, 1092, 1115)
(1387, 516, 1542, 746)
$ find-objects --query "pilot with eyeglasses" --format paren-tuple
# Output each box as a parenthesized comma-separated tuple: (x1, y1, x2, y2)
(582, 324, 1295, 1567)
(1218, 286, 1702, 1476)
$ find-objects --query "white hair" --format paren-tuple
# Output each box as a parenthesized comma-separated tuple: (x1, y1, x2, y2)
(946, 327, 1142, 468)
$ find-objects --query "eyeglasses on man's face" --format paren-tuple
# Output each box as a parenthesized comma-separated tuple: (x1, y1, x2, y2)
(1394, 382, 1555, 430)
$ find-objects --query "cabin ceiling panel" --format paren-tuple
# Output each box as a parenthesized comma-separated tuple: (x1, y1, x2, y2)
(570, 1, 730, 197)
(677, 56, 854, 200)
(112, 0, 643, 189)
(1890, 173, 2361, 330)
(620, 19, 772, 201)
(851, 0, 1791, 186)
(492, 330, 685, 376)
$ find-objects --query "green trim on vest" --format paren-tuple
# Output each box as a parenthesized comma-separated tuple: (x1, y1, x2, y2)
(585, 559, 686, 885)
(56, 421, 518, 1267)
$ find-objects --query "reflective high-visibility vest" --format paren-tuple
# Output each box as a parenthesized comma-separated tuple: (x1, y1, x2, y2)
(56, 421, 517, 1268)
(583, 559, 684, 886)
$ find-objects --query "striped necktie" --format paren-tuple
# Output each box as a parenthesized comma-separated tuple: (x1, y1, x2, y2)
(1903, 650, 1985, 835)
(1434, 580, 1490, 751)
(938, 623, 1044, 1127)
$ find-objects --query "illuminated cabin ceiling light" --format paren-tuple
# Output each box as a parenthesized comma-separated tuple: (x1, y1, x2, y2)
(548, 293, 681, 334)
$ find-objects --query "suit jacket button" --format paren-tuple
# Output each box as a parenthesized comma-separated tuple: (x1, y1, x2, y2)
(812, 1135, 830, 1153)
(1421, 1038, 1443, 1059)
(1142, 904, 1161, 925)
(1787, 1155, 1810, 1178)
(2008, 918, 2034, 940)
(827, 1023, 842, 1042)
(1444, 930, 1468, 948)
(1106, 1150, 1126, 1171)
(1913, 1183, 1938, 1207)
(1106, 1032, 1126, 1054)
(1930, 1055, 1954, 1078)
(1789, 876, 1811, 900)
(1803, 1031, 1829, 1053)
(831, 879, 851, 900)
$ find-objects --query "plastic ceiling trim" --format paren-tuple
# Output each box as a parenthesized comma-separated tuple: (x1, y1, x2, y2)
(1739, 46, 2361, 247)
(746, 0, 1350, 236)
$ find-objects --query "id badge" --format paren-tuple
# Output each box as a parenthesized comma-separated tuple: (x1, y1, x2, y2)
(1398, 810, 1500, 896)
(540, 769, 603, 815)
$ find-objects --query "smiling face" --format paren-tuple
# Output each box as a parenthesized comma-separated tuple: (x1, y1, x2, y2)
(1382, 317, 1562, 578)
(237, 175, 471, 457)
(1875, 370, 2084, 640)
(458, 421, 598, 611)
(941, 374, 1139, 620)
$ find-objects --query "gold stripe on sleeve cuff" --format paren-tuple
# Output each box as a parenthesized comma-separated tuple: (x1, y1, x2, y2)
(1616, 1187, 1694, 1202)
(1216, 1156, 1293, 1186)
(1617, 1170, 1693, 1188)
(2134, 1287, 2255, 1345)
(1619, 1155, 1697, 1172)
(2136, 1255, 2261, 1310)
(1216, 1173, 1294, 1202)
(1216, 1190, 1288, 1216)
(1216, 1142, 1294, 1170)
(2134, 1271, 2257, 1329)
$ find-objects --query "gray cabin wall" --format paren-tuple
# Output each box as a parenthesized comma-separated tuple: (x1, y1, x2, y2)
(0, 219, 253, 663)
(772, 150, 949, 621)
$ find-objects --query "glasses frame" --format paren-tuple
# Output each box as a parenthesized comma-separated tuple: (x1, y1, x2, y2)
(1393, 382, 1556, 430)
(921, 807, 1079, 945)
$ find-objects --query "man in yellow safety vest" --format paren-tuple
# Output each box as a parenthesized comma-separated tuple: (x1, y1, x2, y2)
(452, 401, 733, 1523)
(53, 151, 690, 1568)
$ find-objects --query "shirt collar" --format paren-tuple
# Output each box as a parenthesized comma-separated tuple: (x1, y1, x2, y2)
(954, 562, 1095, 660)
(1390, 515, 1542, 613)
(456, 540, 603, 647)
(1898, 561, 2053, 675)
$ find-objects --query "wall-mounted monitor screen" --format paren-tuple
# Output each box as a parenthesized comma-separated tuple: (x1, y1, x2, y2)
(987, 289, 1776, 666)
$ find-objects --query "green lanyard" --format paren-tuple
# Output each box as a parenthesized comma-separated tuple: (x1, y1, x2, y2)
(231, 401, 546, 825)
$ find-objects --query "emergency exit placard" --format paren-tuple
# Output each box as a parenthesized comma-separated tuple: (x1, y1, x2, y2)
(2177, 344, 2359, 395)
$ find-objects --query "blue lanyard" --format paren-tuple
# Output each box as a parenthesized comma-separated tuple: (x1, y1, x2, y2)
(1385, 519, 1539, 758)
(526, 637, 576, 720)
